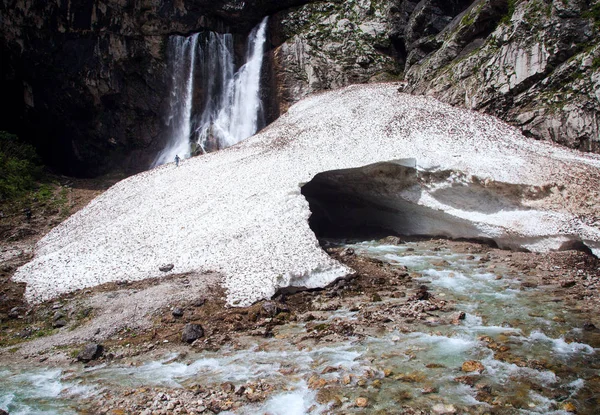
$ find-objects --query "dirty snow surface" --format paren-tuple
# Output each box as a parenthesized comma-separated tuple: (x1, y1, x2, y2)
(13, 84, 600, 305)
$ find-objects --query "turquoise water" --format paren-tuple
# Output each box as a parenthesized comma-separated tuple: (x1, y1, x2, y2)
(1, 241, 598, 414)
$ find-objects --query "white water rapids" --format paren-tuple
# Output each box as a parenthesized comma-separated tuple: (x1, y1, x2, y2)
(153, 18, 268, 167)
(1, 241, 598, 414)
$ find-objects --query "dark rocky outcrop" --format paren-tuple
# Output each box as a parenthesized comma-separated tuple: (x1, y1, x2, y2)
(0, 0, 320, 176)
(274, 0, 600, 153)
(2, 0, 599, 177)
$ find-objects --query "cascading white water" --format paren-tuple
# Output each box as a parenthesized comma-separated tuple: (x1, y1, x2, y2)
(195, 17, 269, 152)
(153, 34, 200, 167)
(154, 17, 269, 166)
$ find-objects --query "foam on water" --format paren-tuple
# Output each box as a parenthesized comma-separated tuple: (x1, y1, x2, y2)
(258, 382, 325, 415)
(525, 331, 596, 354)
(0, 368, 90, 415)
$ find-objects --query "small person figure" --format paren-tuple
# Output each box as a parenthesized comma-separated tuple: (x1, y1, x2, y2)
(175, 154, 180, 167)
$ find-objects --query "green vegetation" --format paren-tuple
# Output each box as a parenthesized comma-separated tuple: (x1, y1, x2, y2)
(583, 3, 600, 29)
(501, 0, 520, 25)
(0, 131, 42, 202)
(0, 131, 74, 220)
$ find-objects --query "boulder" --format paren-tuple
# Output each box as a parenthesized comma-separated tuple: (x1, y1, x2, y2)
(77, 344, 104, 363)
(182, 324, 204, 343)
(159, 264, 174, 272)
(462, 360, 485, 373)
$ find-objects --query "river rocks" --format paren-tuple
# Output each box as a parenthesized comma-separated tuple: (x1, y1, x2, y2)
(77, 343, 104, 363)
(461, 360, 485, 373)
(432, 403, 457, 414)
(355, 397, 369, 407)
(583, 322, 597, 331)
(52, 318, 68, 328)
(171, 307, 184, 317)
(181, 323, 204, 343)
(0, 409, 8, 415)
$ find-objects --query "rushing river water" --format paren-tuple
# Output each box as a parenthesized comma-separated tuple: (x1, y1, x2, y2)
(1, 240, 598, 414)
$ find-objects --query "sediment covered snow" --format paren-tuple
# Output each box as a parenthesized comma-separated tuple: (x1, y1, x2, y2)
(13, 84, 600, 305)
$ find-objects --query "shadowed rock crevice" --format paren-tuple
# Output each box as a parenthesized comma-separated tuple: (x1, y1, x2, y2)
(301, 160, 596, 255)
(301, 161, 485, 241)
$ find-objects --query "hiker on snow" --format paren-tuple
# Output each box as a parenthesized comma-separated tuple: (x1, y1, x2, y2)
(175, 154, 180, 167)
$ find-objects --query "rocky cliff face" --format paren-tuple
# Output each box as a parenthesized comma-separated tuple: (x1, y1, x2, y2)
(274, 0, 600, 153)
(0, 0, 316, 175)
(271, 0, 400, 112)
(2, 0, 599, 175)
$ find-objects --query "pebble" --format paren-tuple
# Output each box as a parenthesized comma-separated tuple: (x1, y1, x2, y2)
(355, 397, 368, 407)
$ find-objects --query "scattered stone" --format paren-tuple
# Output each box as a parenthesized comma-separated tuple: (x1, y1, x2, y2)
(583, 322, 597, 331)
(8, 307, 23, 319)
(308, 376, 327, 389)
(355, 397, 368, 407)
(521, 282, 538, 288)
(561, 280, 577, 288)
(77, 343, 104, 363)
(172, 307, 184, 317)
(562, 401, 576, 412)
(462, 361, 485, 373)
(422, 387, 438, 394)
(53, 311, 66, 321)
(221, 382, 235, 393)
(371, 293, 382, 302)
(52, 318, 67, 328)
(0, 409, 8, 415)
(192, 298, 206, 307)
(159, 264, 174, 272)
(342, 248, 355, 257)
(261, 301, 278, 317)
(412, 285, 432, 301)
(181, 324, 204, 343)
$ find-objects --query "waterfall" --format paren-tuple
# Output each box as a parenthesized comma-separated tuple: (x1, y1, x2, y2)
(154, 17, 269, 167)
(153, 33, 200, 167)
(195, 17, 269, 152)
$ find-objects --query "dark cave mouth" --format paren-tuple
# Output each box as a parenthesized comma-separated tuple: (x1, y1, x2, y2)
(300, 161, 596, 256)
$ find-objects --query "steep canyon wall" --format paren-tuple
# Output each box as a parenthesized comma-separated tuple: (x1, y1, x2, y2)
(273, 0, 600, 152)
(1, 0, 599, 175)
(0, 0, 315, 175)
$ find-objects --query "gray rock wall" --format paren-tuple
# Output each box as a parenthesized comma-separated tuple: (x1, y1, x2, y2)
(273, 0, 600, 153)
(401, 0, 600, 153)
(272, 0, 400, 112)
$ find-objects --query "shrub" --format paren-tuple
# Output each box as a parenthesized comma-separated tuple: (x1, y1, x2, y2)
(0, 131, 42, 202)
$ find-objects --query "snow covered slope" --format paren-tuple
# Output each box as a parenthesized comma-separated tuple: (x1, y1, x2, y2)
(13, 84, 600, 305)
